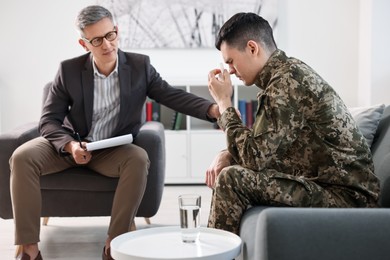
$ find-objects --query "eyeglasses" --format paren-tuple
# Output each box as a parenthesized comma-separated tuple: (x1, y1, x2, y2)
(82, 29, 118, 47)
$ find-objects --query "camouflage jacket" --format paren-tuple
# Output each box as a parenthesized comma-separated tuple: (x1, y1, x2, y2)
(218, 49, 380, 200)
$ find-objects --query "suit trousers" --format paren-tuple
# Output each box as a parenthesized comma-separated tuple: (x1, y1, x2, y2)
(10, 137, 149, 245)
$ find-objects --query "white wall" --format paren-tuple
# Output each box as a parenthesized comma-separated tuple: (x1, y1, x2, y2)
(286, 0, 362, 106)
(0, 0, 95, 132)
(0, 0, 389, 133)
(371, 0, 390, 105)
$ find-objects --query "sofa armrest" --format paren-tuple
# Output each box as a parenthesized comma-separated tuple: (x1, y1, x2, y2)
(133, 121, 166, 217)
(238, 207, 268, 260)
(239, 207, 390, 260)
(0, 122, 40, 219)
(371, 105, 390, 207)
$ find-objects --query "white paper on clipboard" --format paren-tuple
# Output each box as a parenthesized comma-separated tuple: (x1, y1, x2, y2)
(85, 134, 133, 151)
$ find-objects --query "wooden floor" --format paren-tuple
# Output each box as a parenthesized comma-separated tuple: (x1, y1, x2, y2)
(0, 185, 212, 260)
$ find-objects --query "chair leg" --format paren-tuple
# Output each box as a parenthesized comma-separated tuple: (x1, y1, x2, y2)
(42, 217, 49, 226)
(129, 218, 151, 231)
(130, 221, 136, 231)
(15, 245, 23, 258)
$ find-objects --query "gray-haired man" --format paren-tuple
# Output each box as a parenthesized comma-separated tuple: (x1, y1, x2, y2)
(11, 5, 218, 259)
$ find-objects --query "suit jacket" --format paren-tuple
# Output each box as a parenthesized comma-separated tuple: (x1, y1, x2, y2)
(39, 49, 213, 154)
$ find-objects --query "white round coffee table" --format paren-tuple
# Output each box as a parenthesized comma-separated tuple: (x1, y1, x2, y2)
(110, 226, 242, 260)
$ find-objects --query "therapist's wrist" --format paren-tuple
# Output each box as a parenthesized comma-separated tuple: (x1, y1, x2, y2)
(207, 103, 220, 120)
(64, 141, 77, 154)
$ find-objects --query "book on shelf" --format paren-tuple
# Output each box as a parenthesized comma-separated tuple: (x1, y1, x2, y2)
(170, 110, 186, 130)
(170, 111, 178, 130)
(174, 113, 184, 130)
(152, 101, 160, 121)
(171, 112, 185, 130)
(238, 99, 247, 126)
(145, 101, 160, 122)
(238, 99, 258, 128)
(146, 101, 153, 121)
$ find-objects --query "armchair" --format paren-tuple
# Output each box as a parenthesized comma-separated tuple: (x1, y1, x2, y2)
(0, 84, 166, 229)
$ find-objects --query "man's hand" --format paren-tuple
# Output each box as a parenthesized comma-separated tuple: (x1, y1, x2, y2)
(64, 140, 92, 164)
(205, 150, 233, 188)
(208, 68, 233, 115)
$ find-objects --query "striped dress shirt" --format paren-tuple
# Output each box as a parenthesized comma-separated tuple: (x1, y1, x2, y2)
(86, 58, 120, 141)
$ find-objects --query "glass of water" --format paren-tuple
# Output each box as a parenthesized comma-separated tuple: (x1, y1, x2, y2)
(178, 194, 201, 243)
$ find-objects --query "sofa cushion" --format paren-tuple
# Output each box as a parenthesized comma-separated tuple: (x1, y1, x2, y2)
(349, 103, 385, 147)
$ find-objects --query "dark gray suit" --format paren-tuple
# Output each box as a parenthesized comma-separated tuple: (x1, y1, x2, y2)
(40, 49, 213, 153)
(10, 49, 214, 245)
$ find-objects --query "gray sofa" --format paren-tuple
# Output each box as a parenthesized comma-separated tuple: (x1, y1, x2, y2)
(238, 105, 390, 260)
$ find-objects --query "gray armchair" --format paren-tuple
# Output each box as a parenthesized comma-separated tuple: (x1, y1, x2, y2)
(0, 84, 166, 228)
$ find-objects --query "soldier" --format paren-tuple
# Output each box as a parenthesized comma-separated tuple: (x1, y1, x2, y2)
(206, 12, 380, 234)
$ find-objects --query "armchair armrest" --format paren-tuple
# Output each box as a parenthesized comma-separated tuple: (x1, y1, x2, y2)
(133, 121, 166, 217)
(0, 122, 40, 219)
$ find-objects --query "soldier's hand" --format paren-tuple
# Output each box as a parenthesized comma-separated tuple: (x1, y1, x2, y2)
(205, 150, 233, 188)
(208, 69, 233, 114)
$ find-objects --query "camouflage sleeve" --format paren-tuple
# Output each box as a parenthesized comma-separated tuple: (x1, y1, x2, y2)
(218, 86, 304, 172)
(217, 107, 255, 166)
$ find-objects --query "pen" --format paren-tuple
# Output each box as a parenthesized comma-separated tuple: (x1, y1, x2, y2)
(75, 132, 86, 159)
(75, 132, 83, 148)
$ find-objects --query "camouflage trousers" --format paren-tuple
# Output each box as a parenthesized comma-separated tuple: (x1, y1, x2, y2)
(207, 165, 377, 234)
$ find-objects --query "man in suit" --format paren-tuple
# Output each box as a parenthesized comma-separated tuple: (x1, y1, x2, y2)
(10, 5, 219, 260)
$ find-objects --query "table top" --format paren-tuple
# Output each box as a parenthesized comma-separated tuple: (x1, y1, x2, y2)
(110, 226, 242, 260)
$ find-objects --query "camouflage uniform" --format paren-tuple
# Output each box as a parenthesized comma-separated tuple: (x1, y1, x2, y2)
(208, 50, 380, 234)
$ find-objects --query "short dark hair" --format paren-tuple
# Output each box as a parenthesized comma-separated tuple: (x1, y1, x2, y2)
(215, 12, 277, 52)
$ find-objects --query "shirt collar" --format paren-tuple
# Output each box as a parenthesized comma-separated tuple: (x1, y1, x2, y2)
(92, 54, 119, 78)
(255, 49, 286, 89)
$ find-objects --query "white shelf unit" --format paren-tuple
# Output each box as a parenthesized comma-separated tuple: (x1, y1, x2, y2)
(162, 84, 260, 184)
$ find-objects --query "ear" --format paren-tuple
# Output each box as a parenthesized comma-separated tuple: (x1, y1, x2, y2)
(78, 39, 89, 52)
(247, 40, 259, 56)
